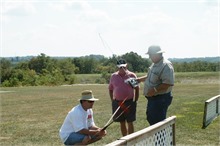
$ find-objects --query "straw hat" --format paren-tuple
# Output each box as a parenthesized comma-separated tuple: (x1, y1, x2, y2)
(79, 90, 99, 101)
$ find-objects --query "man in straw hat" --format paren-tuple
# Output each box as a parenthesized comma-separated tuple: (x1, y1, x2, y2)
(59, 90, 107, 145)
(137, 45, 174, 125)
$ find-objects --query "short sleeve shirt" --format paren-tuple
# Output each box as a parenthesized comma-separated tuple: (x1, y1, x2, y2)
(144, 58, 174, 96)
(59, 104, 95, 143)
(109, 71, 138, 101)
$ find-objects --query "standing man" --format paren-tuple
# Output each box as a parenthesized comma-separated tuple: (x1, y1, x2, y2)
(137, 45, 174, 125)
(109, 59, 139, 136)
(59, 90, 107, 145)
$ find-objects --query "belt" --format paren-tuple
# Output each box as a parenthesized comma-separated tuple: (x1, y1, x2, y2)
(145, 92, 171, 100)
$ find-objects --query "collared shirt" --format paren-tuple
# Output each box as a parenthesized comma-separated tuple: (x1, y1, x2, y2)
(109, 70, 138, 101)
(144, 58, 174, 96)
(59, 104, 94, 143)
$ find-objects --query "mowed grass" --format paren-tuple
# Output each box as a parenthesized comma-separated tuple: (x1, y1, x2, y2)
(0, 72, 220, 146)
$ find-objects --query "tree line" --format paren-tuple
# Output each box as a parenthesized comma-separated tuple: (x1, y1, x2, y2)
(1, 52, 219, 87)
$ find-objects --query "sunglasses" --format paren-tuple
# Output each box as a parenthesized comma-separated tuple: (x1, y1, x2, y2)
(119, 67, 126, 69)
(87, 100, 94, 103)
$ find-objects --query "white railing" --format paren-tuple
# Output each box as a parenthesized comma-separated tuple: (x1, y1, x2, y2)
(202, 95, 220, 128)
(106, 116, 176, 146)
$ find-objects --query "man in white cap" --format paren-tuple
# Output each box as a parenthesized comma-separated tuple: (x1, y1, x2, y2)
(137, 45, 174, 125)
(59, 90, 107, 145)
(109, 59, 139, 136)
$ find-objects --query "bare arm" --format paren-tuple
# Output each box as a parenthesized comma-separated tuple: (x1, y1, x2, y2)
(147, 83, 172, 97)
(78, 126, 106, 137)
(136, 75, 148, 83)
(134, 86, 139, 101)
(156, 83, 173, 92)
(78, 128, 99, 136)
(109, 90, 113, 102)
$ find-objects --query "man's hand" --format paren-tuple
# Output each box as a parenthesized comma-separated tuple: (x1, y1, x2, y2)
(147, 87, 157, 97)
(125, 78, 139, 88)
(94, 128, 107, 138)
(99, 129, 107, 137)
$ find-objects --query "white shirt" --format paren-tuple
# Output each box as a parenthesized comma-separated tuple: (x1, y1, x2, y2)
(59, 104, 95, 143)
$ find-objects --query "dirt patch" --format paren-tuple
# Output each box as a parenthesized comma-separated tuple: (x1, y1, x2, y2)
(0, 91, 15, 93)
(179, 79, 219, 84)
(0, 137, 11, 140)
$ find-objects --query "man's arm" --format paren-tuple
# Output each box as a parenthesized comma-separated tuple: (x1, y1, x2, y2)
(134, 86, 139, 101)
(78, 126, 106, 137)
(78, 128, 99, 136)
(136, 75, 147, 83)
(147, 83, 172, 97)
(109, 90, 113, 102)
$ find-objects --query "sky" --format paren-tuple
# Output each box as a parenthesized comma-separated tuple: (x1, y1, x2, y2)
(1, 0, 219, 59)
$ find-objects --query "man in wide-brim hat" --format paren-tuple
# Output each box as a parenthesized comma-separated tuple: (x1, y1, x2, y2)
(137, 45, 175, 125)
(59, 90, 106, 145)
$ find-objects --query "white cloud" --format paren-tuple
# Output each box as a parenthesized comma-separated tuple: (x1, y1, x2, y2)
(1, 0, 37, 23)
(48, 0, 91, 12)
(2, 1, 36, 16)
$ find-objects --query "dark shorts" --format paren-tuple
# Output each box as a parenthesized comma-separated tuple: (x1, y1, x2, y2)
(112, 99, 136, 122)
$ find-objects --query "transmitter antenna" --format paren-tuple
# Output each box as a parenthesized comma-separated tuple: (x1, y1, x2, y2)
(98, 33, 139, 91)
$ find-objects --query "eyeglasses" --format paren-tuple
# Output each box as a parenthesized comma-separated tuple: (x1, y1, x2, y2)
(87, 101, 94, 103)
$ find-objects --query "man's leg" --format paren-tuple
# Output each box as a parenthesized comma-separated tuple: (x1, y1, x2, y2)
(147, 97, 172, 125)
(87, 136, 102, 145)
(64, 132, 86, 145)
(74, 136, 91, 145)
(120, 121, 127, 136)
(146, 99, 164, 125)
(127, 122, 134, 134)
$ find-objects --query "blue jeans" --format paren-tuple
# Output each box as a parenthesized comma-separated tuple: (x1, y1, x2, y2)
(146, 92, 173, 125)
(64, 132, 86, 145)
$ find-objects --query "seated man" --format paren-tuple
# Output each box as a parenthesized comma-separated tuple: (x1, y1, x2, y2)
(59, 90, 107, 145)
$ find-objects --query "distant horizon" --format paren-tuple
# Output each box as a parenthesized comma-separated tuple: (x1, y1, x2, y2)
(1, 53, 219, 60)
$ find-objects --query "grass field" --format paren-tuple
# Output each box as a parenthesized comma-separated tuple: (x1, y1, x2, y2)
(0, 72, 220, 146)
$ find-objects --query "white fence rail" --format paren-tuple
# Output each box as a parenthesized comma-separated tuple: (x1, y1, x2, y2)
(203, 95, 220, 128)
(106, 116, 176, 146)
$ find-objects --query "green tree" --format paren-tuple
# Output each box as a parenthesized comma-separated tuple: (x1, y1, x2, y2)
(57, 58, 77, 79)
(0, 58, 12, 83)
(28, 53, 54, 74)
(15, 62, 29, 70)
(38, 69, 64, 86)
(73, 57, 98, 74)
(122, 52, 151, 72)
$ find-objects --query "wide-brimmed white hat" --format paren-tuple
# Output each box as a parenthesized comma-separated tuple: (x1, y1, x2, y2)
(79, 90, 99, 101)
(146, 45, 165, 54)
